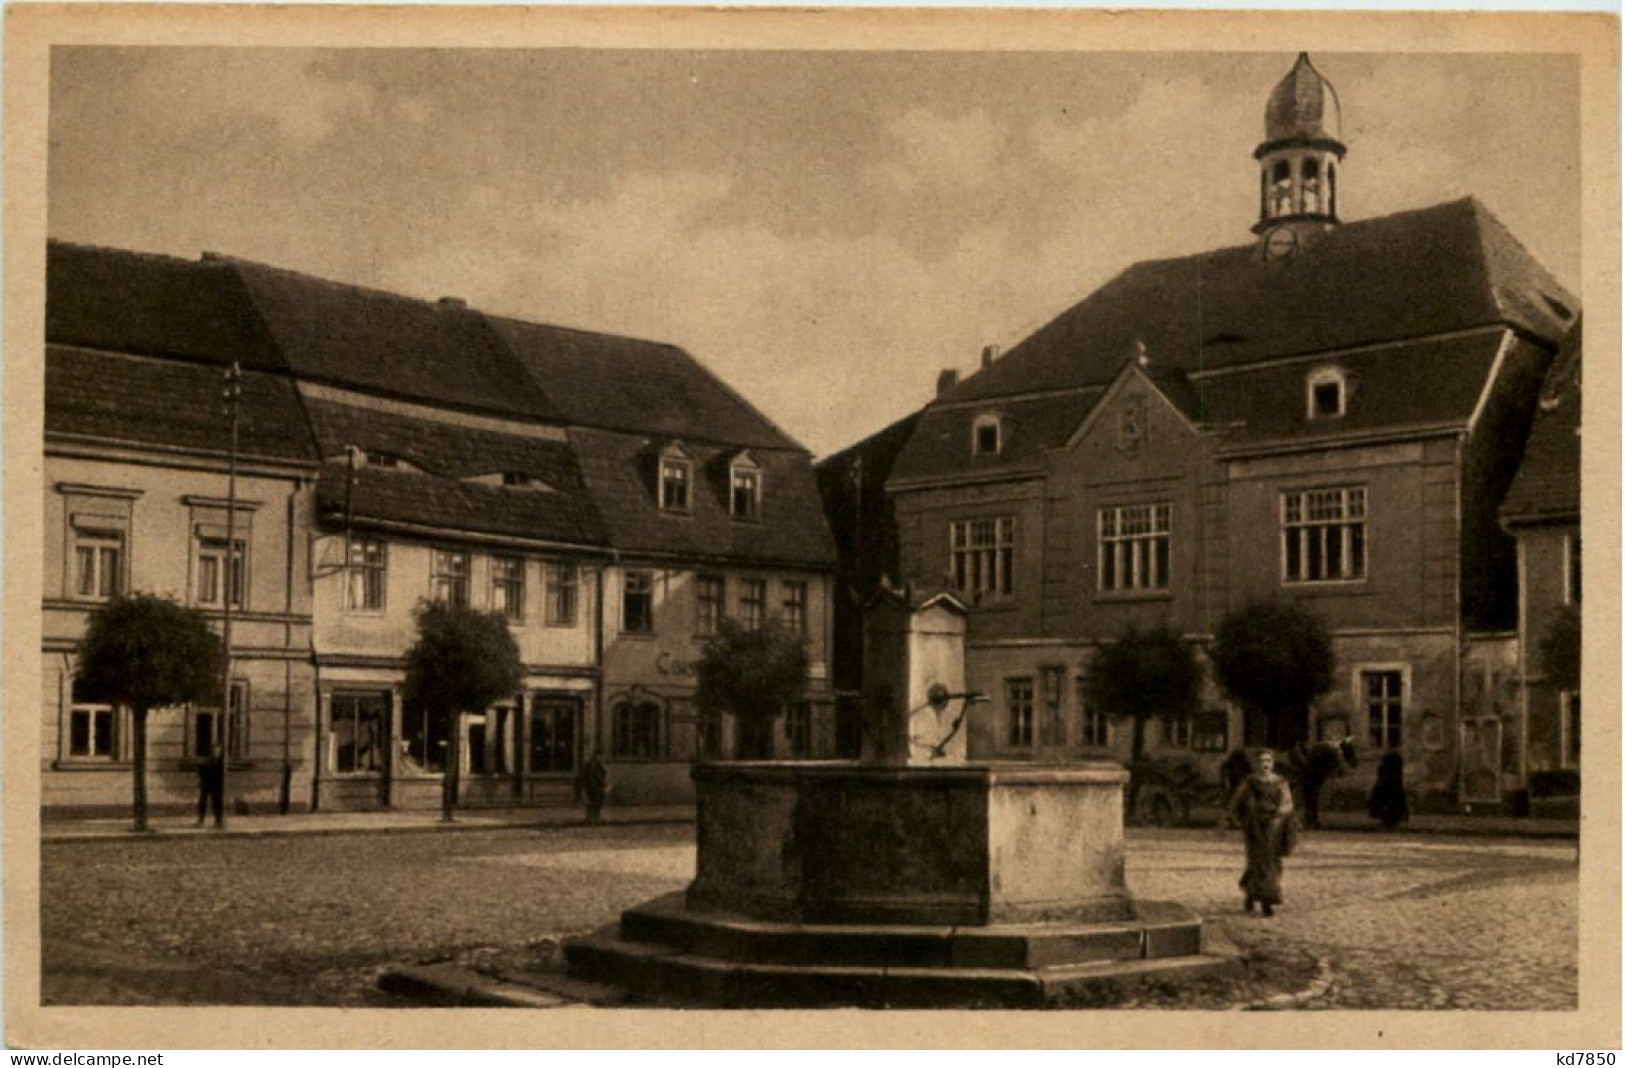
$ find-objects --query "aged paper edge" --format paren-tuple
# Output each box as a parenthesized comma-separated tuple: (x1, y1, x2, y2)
(3, 4, 1619, 1050)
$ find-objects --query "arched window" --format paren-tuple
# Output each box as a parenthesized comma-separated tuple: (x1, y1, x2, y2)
(1327, 161, 1338, 217)
(1301, 158, 1320, 213)
(1307, 367, 1347, 419)
(1271, 159, 1293, 217)
(972, 413, 1003, 457)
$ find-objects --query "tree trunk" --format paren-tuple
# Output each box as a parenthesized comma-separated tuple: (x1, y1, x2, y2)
(131, 706, 150, 833)
(442, 711, 460, 823)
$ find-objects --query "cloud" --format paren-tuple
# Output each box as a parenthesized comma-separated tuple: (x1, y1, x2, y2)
(869, 107, 1009, 193)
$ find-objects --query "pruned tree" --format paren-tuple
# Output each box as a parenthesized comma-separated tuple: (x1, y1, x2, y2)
(1210, 601, 1335, 751)
(1081, 624, 1204, 812)
(74, 594, 225, 832)
(695, 619, 810, 759)
(1539, 604, 1580, 692)
(403, 601, 523, 822)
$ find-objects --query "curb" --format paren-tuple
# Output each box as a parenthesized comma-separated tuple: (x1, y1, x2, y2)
(42, 813, 696, 845)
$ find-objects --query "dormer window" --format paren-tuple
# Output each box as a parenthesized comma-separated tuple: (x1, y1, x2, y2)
(661, 458, 691, 513)
(972, 414, 1003, 457)
(501, 471, 530, 487)
(1307, 368, 1346, 419)
(729, 451, 763, 521)
(368, 450, 402, 469)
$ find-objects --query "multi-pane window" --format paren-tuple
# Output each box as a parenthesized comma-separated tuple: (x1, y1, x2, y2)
(195, 537, 245, 609)
(1363, 670, 1403, 749)
(623, 570, 654, 633)
(661, 460, 692, 513)
(1283, 487, 1366, 583)
(191, 682, 248, 760)
(431, 549, 471, 607)
(1099, 503, 1171, 593)
(741, 579, 767, 630)
(529, 697, 579, 773)
(731, 467, 761, 520)
(1075, 679, 1111, 748)
(330, 692, 386, 773)
(346, 538, 387, 611)
(491, 556, 525, 622)
(546, 562, 578, 627)
(696, 574, 725, 636)
(1006, 678, 1035, 748)
(950, 517, 1015, 600)
(781, 581, 808, 637)
(613, 700, 662, 760)
(71, 526, 124, 601)
(67, 680, 117, 761)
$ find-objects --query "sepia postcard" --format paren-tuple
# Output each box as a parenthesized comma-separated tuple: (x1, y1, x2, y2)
(3, 3, 1620, 1051)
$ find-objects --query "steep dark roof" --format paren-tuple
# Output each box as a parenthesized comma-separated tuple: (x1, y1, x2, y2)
(486, 315, 796, 450)
(890, 199, 1575, 486)
(1501, 319, 1582, 523)
(46, 346, 318, 463)
(946, 198, 1573, 405)
(304, 398, 605, 547)
(571, 426, 834, 568)
(46, 242, 285, 372)
(315, 463, 605, 549)
(228, 260, 561, 421)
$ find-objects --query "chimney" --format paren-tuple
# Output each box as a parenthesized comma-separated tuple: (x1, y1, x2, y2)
(438, 296, 467, 310)
(936, 369, 959, 397)
(981, 344, 999, 370)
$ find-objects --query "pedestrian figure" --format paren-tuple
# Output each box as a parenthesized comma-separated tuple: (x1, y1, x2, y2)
(1368, 750, 1410, 830)
(195, 743, 225, 829)
(1228, 748, 1294, 916)
(1288, 736, 1357, 830)
(574, 750, 608, 824)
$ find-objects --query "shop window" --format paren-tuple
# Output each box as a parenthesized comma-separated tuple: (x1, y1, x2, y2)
(529, 697, 579, 773)
(1307, 367, 1346, 419)
(741, 578, 767, 631)
(1099, 503, 1171, 593)
(1363, 670, 1404, 750)
(696, 574, 725, 636)
(1283, 487, 1366, 584)
(430, 549, 470, 607)
(546, 561, 579, 627)
(330, 692, 386, 774)
(400, 699, 449, 774)
(781, 581, 808, 637)
(491, 555, 525, 623)
(346, 538, 387, 612)
(1005, 678, 1034, 749)
(613, 700, 663, 760)
(66, 679, 119, 761)
(623, 570, 654, 633)
(950, 516, 1015, 600)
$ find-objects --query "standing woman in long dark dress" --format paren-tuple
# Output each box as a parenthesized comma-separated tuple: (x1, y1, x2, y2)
(1228, 748, 1295, 916)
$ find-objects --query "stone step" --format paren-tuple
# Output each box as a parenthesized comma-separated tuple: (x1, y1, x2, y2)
(618, 892, 1203, 970)
(563, 925, 1243, 1009)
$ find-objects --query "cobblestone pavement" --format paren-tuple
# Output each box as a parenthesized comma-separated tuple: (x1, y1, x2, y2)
(40, 824, 1577, 1008)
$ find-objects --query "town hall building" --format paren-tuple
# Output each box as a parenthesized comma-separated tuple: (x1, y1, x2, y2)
(822, 54, 1581, 814)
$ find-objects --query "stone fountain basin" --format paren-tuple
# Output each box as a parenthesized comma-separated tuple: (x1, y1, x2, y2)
(687, 761, 1132, 927)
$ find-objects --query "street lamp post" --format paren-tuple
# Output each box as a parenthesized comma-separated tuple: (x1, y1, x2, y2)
(219, 361, 243, 829)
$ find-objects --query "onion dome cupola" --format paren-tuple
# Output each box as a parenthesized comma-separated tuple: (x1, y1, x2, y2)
(1253, 53, 1347, 247)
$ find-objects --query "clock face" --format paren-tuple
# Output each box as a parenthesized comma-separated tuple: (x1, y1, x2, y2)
(1265, 227, 1299, 259)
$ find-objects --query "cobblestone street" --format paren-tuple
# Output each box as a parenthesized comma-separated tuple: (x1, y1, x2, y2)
(40, 823, 1578, 1009)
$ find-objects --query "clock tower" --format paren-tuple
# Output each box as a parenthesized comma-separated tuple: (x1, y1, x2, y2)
(1254, 53, 1346, 256)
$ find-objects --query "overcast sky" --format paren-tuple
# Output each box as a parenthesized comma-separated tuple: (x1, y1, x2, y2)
(49, 48, 1579, 456)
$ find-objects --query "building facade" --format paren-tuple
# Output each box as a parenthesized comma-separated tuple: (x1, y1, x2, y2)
(43, 243, 836, 816)
(825, 55, 1579, 814)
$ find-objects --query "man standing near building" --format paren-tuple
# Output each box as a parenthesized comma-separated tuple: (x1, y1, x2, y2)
(195, 743, 226, 829)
